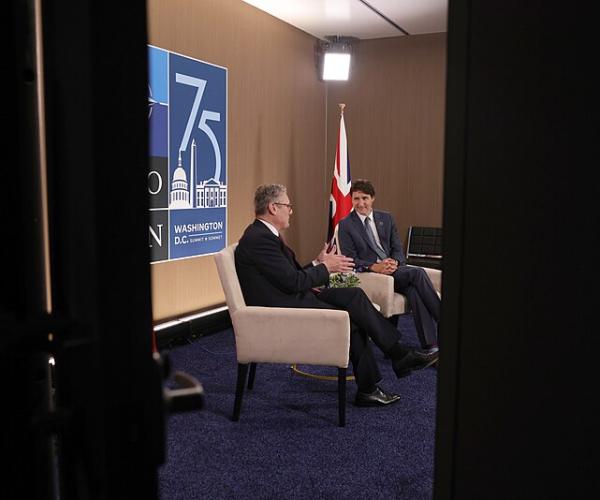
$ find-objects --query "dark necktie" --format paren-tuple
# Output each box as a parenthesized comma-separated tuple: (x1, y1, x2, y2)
(364, 216, 387, 260)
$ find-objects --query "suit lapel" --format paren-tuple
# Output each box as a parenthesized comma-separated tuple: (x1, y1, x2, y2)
(351, 211, 381, 255)
(254, 220, 301, 269)
(373, 211, 389, 254)
(281, 238, 301, 269)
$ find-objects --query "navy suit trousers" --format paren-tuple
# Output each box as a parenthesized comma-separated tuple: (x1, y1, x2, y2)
(392, 266, 440, 347)
(316, 287, 407, 391)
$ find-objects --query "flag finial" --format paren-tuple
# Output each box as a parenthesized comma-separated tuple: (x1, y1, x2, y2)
(339, 103, 346, 114)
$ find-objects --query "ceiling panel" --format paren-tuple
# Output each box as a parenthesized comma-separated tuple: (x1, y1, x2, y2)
(241, 0, 447, 39)
(369, 0, 447, 34)
(241, 0, 405, 40)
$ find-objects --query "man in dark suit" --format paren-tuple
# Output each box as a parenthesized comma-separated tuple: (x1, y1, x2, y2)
(235, 184, 438, 407)
(337, 179, 441, 350)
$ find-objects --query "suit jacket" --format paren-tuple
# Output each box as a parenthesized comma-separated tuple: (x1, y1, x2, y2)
(337, 210, 406, 271)
(235, 220, 330, 308)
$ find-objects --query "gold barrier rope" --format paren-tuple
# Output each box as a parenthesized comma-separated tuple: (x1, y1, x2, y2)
(290, 364, 355, 381)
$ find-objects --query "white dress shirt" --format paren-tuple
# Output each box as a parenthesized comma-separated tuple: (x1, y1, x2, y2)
(357, 211, 385, 261)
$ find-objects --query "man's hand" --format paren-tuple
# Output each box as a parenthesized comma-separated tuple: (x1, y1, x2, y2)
(316, 243, 330, 264)
(370, 258, 398, 275)
(316, 244, 355, 273)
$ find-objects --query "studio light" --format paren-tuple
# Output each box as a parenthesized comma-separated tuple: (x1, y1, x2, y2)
(323, 53, 351, 80)
(318, 36, 358, 81)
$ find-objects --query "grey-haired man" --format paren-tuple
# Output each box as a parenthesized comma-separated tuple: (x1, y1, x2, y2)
(234, 184, 438, 407)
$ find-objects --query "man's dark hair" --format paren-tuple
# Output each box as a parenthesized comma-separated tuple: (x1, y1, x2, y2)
(351, 179, 376, 197)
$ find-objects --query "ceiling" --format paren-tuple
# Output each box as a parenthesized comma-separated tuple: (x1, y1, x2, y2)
(241, 0, 448, 40)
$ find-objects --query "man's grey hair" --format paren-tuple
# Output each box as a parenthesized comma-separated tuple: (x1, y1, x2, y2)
(254, 184, 287, 215)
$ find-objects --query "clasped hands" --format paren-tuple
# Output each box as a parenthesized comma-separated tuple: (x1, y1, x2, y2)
(315, 243, 355, 273)
(369, 258, 398, 275)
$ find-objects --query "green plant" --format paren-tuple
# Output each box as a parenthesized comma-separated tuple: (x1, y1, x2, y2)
(329, 272, 361, 288)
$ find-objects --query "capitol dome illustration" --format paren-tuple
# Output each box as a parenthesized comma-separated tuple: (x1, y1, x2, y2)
(169, 155, 191, 208)
(168, 140, 227, 210)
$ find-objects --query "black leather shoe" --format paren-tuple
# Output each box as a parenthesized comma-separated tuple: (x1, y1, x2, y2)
(424, 346, 439, 366)
(392, 349, 439, 378)
(354, 386, 401, 407)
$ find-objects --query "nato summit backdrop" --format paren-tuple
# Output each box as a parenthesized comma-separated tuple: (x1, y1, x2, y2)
(148, 45, 228, 263)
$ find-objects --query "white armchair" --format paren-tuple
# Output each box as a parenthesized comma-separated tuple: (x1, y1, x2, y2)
(356, 266, 442, 318)
(214, 244, 351, 426)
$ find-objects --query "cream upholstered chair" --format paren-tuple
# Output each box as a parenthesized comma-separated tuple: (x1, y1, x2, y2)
(355, 266, 442, 318)
(333, 226, 441, 318)
(214, 244, 351, 426)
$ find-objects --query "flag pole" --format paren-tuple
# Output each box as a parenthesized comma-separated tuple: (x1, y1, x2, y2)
(327, 103, 352, 253)
(333, 103, 346, 251)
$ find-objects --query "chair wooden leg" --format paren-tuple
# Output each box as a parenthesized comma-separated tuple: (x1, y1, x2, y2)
(233, 363, 249, 422)
(338, 367, 346, 427)
(247, 362, 257, 390)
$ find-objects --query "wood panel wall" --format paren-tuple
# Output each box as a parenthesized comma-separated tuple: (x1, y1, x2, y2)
(148, 1, 446, 322)
(326, 33, 446, 248)
(147, 0, 327, 321)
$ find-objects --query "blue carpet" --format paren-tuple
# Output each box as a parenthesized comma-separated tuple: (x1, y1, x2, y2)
(158, 314, 436, 499)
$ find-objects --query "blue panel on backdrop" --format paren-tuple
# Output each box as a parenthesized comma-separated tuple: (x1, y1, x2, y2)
(149, 103, 168, 158)
(170, 208, 227, 259)
(148, 46, 168, 104)
(147, 45, 227, 263)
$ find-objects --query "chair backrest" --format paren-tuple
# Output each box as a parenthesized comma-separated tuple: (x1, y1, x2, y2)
(214, 243, 246, 315)
(407, 226, 443, 258)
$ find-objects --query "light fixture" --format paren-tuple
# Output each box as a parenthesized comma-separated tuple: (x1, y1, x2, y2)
(323, 53, 351, 80)
(318, 36, 358, 81)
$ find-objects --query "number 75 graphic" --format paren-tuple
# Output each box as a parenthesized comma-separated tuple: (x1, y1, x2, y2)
(176, 73, 222, 182)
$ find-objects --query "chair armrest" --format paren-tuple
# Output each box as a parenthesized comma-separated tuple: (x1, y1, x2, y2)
(231, 307, 350, 367)
(355, 272, 395, 317)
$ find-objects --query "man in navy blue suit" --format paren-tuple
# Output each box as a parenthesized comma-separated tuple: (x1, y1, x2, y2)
(337, 179, 440, 350)
(235, 184, 438, 407)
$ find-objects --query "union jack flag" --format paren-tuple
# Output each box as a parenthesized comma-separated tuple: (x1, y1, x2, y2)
(327, 106, 352, 249)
